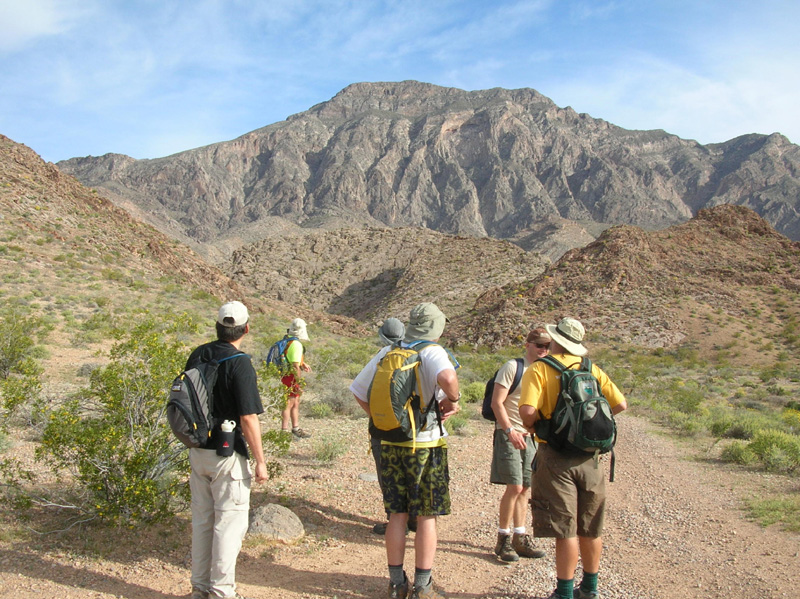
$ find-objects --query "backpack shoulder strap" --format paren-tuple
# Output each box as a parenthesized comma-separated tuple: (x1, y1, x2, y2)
(508, 357, 525, 394)
(580, 356, 593, 371)
(406, 341, 460, 370)
(217, 352, 248, 364)
(537, 355, 565, 373)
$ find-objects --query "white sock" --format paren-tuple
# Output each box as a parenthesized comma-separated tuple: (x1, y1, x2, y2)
(498, 527, 511, 535)
(513, 526, 526, 535)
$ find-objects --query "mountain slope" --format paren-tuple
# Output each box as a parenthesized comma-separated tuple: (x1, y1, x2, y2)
(449, 204, 800, 362)
(58, 81, 800, 260)
(229, 226, 549, 322)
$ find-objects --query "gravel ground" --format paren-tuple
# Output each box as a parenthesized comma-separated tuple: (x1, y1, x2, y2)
(1, 411, 799, 599)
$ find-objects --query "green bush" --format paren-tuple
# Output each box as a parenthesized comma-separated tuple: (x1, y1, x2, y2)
(720, 440, 756, 465)
(36, 314, 199, 525)
(309, 402, 334, 419)
(312, 434, 349, 462)
(461, 381, 485, 404)
(747, 429, 800, 472)
(443, 411, 471, 436)
(32, 313, 285, 527)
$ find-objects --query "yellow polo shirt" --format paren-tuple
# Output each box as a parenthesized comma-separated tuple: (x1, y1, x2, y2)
(518, 353, 626, 443)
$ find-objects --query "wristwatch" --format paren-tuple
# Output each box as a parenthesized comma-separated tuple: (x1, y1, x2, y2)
(504, 426, 513, 434)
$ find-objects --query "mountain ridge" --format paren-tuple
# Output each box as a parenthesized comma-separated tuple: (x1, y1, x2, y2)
(57, 81, 800, 262)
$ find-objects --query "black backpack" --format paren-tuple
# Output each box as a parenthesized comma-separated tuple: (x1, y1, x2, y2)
(534, 355, 617, 457)
(166, 353, 247, 449)
(481, 357, 525, 421)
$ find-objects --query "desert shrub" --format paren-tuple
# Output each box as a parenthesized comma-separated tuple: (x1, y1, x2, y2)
(312, 434, 349, 462)
(309, 402, 334, 419)
(443, 411, 471, 436)
(708, 410, 782, 440)
(35, 314, 199, 526)
(0, 304, 48, 428)
(461, 381, 485, 404)
(664, 411, 705, 436)
(747, 430, 800, 472)
(670, 381, 704, 414)
(0, 303, 49, 379)
(721, 440, 756, 465)
(32, 313, 285, 528)
(782, 409, 800, 432)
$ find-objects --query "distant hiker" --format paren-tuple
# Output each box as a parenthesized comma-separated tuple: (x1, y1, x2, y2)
(519, 317, 627, 599)
(280, 317, 313, 439)
(490, 328, 550, 562)
(351, 303, 460, 599)
(185, 301, 268, 599)
(350, 317, 417, 536)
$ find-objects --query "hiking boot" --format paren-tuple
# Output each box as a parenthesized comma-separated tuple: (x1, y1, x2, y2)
(512, 532, 546, 558)
(493, 532, 519, 562)
(388, 578, 409, 599)
(292, 427, 311, 439)
(410, 579, 446, 598)
(190, 588, 208, 599)
(573, 588, 600, 599)
(373, 522, 388, 535)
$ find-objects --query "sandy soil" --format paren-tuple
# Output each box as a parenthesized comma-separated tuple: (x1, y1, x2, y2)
(1, 414, 799, 599)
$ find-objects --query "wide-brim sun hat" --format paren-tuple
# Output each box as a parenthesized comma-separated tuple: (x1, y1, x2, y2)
(217, 301, 249, 327)
(378, 317, 405, 345)
(288, 317, 310, 341)
(545, 317, 587, 356)
(404, 303, 447, 342)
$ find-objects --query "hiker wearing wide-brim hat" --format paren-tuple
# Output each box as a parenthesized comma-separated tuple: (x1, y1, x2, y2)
(518, 317, 628, 599)
(545, 317, 588, 357)
(349, 302, 460, 599)
(280, 318, 313, 439)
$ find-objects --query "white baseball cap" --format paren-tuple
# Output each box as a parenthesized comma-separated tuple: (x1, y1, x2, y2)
(217, 301, 249, 327)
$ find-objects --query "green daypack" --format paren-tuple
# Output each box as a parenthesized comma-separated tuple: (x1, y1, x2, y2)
(367, 341, 451, 449)
(534, 355, 617, 456)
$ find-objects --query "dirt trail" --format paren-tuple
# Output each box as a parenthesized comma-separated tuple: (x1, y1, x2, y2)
(1, 415, 799, 599)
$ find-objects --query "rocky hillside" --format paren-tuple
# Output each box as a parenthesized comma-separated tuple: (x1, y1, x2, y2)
(0, 135, 369, 353)
(449, 204, 800, 363)
(58, 81, 800, 261)
(0, 134, 244, 303)
(229, 227, 549, 322)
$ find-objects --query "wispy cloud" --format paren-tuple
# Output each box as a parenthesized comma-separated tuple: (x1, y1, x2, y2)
(0, 0, 91, 52)
(1, 0, 798, 161)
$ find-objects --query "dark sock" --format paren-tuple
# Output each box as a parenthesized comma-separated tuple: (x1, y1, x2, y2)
(556, 578, 574, 599)
(414, 567, 432, 589)
(581, 571, 598, 593)
(388, 564, 405, 586)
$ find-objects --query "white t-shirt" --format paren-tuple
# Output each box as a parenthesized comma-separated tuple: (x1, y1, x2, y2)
(350, 341, 455, 444)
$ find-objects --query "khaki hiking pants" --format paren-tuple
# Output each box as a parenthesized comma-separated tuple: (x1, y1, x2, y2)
(189, 448, 252, 598)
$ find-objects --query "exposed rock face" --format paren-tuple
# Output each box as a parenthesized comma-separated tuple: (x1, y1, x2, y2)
(58, 81, 800, 260)
(449, 204, 800, 356)
(230, 226, 549, 321)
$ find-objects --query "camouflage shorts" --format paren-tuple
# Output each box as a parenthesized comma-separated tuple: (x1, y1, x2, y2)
(380, 444, 451, 517)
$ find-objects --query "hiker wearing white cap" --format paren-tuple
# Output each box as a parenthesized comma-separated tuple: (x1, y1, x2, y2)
(518, 317, 627, 599)
(280, 318, 313, 439)
(351, 303, 460, 599)
(184, 301, 267, 599)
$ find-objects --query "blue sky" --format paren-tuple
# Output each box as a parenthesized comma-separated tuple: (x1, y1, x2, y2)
(1, 0, 798, 164)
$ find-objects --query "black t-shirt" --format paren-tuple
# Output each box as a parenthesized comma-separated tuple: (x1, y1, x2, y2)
(186, 340, 263, 457)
